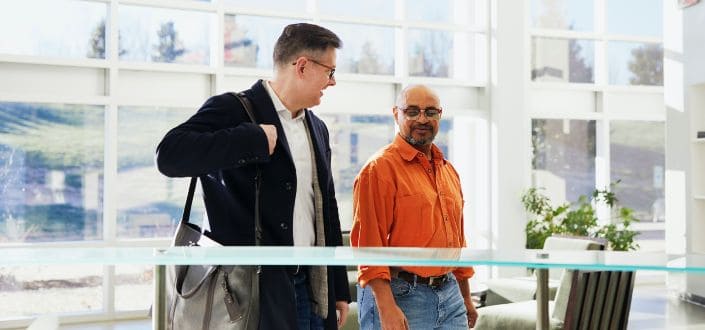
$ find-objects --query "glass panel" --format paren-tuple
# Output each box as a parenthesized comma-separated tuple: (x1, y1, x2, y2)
(0, 0, 107, 59)
(0, 103, 104, 243)
(608, 42, 663, 86)
(320, 22, 394, 75)
(406, 0, 452, 23)
(224, 15, 300, 69)
(117, 106, 205, 239)
(318, 0, 394, 20)
(4, 247, 705, 272)
(531, 0, 593, 31)
(224, 0, 307, 13)
(408, 29, 454, 78)
(0, 265, 102, 318)
(532, 37, 594, 83)
(610, 121, 664, 222)
(115, 265, 152, 311)
(607, 0, 662, 37)
(318, 114, 395, 231)
(119, 5, 213, 65)
(532, 119, 596, 203)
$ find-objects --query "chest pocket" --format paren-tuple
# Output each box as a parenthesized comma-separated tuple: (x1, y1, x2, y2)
(391, 193, 434, 246)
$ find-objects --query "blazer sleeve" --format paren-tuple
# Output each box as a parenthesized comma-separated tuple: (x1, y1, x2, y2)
(155, 93, 270, 177)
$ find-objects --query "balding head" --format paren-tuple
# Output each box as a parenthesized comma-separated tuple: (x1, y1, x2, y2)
(395, 85, 440, 109)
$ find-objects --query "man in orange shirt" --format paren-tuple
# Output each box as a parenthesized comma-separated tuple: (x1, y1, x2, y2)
(351, 85, 478, 329)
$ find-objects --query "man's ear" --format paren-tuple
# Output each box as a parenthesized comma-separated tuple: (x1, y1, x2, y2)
(293, 57, 306, 78)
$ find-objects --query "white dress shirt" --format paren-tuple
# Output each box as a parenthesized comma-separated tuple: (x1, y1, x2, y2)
(263, 81, 316, 246)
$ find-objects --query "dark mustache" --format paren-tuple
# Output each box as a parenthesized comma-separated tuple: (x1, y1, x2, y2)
(412, 124, 433, 130)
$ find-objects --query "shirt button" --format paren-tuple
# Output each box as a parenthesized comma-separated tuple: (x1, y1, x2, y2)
(285, 182, 293, 191)
(444, 216, 448, 222)
(280, 222, 288, 230)
(238, 159, 245, 164)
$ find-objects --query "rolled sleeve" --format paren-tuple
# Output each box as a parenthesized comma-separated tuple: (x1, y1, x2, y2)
(452, 266, 475, 281)
(357, 266, 391, 288)
(350, 163, 395, 287)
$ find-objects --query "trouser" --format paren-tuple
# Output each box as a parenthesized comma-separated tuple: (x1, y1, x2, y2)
(291, 268, 325, 330)
(358, 273, 468, 330)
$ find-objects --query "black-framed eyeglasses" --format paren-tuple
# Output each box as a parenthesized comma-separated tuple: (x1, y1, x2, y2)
(293, 58, 336, 80)
(398, 106, 443, 120)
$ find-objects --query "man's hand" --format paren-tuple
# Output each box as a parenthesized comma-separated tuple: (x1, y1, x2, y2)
(464, 298, 478, 328)
(378, 303, 409, 330)
(259, 124, 277, 155)
(336, 300, 349, 328)
(368, 279, 409, 330)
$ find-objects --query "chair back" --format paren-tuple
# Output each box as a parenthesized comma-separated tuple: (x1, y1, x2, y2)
(560, 270, 636, 330)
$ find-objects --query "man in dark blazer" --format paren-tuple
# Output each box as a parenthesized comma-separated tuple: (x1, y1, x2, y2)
(156, 23, 350, 330)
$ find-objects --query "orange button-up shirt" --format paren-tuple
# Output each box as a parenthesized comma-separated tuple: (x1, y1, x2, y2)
(351, 134, 474, 287)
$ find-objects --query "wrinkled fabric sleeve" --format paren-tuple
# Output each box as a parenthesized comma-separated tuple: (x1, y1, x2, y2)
(350, 162, 395, 288)
(155, 93, 269, 178)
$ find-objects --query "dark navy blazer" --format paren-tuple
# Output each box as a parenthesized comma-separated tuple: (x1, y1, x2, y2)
(156, 80, 351, 330)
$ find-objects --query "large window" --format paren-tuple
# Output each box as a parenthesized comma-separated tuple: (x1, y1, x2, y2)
(528, 0, 665, 255)
(0, 102, 104, 243)
(530, 0, 663, 87)
(0, 0, 489, 325)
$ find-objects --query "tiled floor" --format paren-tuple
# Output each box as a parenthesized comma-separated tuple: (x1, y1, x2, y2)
(43, 283, 705, 330)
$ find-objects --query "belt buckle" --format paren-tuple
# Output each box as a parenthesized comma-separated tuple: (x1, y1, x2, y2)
(429, 275, 446, 288)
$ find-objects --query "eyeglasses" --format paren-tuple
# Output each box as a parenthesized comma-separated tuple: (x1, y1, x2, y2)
(292, 58, 336, 80)
(398, 106, 443, 120)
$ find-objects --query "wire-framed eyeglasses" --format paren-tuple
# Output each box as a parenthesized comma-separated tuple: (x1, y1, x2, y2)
(397, 106, 443, 120)
(293, 58, 336, 80)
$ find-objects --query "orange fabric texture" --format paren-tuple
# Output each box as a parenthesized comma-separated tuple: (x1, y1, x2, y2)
(351, 135, 475, 288)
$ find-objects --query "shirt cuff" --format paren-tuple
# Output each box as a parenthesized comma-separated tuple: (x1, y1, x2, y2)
(452, 266, 475, 281)
(358, 266, 391, 288)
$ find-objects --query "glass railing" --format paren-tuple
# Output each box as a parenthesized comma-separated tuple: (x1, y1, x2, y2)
(2, 246, 705, 273)
(2, 246, 704, 330)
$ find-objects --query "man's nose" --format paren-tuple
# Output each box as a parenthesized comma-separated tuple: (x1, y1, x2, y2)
(416, 112, 430, 123)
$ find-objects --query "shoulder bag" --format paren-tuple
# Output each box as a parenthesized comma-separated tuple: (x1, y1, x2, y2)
(166, 92, 261, 330)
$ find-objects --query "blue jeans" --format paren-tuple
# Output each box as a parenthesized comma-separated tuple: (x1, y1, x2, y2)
(292, 270, 325, 330)
(358, 273, 468, 330)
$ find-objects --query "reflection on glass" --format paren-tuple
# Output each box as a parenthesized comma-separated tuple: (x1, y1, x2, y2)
(117, 107, 204, 239)
(408, 29, 453, 78)
(115, 265, 152, 311)
(609, 42, 663, 86)
(119, 5, 213, 65)
(532, 37, 594, 83)
(320, 22, 394, 75)
(318, 0, 393, 20)
(607, 0, 662, 37)
(0, 103, 104, 243)
(224, 15, 299, 69)
(0, 265, 102, 317)
(0, 0, 106, 59)
(407, 0, 452, 23)
(610, 121, 664, 223)
(531, 0, 593, 31)
(532, 119, 596, 203)
(224, 0, 306, 13)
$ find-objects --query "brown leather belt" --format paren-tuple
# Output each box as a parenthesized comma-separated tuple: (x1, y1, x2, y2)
(393, 270, 449, 289)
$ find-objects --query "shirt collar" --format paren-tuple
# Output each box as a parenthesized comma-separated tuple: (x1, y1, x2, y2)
(393, 134, 446, 164)
(264, 80, 305, 121)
